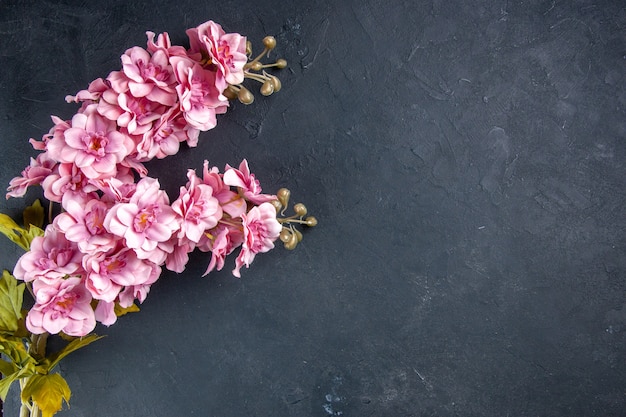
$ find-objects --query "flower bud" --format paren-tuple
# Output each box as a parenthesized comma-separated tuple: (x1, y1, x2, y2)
(279, 228, 292, 243)
(260, 80, 274, 96)
(223, 86, 238, 100)
(246, 41, 253, 55)
(270, 75, 282, 92)
(263, 36, 276, 50)
(270, 199, 282, 213)
(294, 228, 303, 242)
(293, 203, 307, 216)
(277, 188, 290, 207)
(249, 61, 262, 71)
(237, 87, 254, 105)
(275, 58, 287, 69)
(284, 232, 298, 250)
(305, 216, 318, 227)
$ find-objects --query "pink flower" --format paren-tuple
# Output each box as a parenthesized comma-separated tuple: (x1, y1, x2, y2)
(46, 104, 134, 180)
(232, 202, 281, 277)
(172, 169, 222, 243)
(223, 159, 276, 205)
(94, 300, 117, 326)
(187, 20, 247, 86)
(103, 177, 179, 262)
(6, 152, 56, 199)
(136, 108, 190, 161)
(65, 78, 109, 104)
(54, 196, 118, 253)
(121, 46, 177, 106)
(41, 162, 99, 203)
(26, 276, 95, 336)
(164, 237, 194, 273)
(170, 56, 228, 131)
(146, 31, 187, 57)
(202, 161, 246, 218)
(116, 92, 165, 135)
(13, 225, 84, 283)
(83, 245, 160, 302)
(202, 225, 243, 276)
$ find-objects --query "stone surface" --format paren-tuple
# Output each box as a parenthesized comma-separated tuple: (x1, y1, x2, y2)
(0, 0, 624, 416)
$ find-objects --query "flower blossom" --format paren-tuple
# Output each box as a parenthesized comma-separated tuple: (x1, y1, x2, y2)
(26, 276, 96, 336)
(46, 104, 134, 180)
(41, 162, 100, 203)
(172, 169, 222, 243)
(187, 20, 247, 87)
(202, 225, 243, 276)
(13, 225, 84, 283)
(223, 159, 276, 205)
(232, 202, 281, 277)
(54, 196, 117, 253)
(121, 46, 177, 106)
(6, 153, 56, 199)
(103, 177, 179, 263)
(202, 161, 246, 218)
(170, 56, 228, 131)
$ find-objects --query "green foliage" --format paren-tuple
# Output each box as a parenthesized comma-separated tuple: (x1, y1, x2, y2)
(0, 270, 25, 334)
(21, 373, 71, 417)
(46, 334, 104, 372)
(0, 212, 44, 251)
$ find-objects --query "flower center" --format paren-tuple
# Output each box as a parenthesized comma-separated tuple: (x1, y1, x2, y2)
(137, 59, 169, 82)
(133, 206, 159, 232)
(85, 132, 108, 156)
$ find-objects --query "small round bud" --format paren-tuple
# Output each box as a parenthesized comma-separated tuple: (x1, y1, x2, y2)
(284, 233, 298, 250)
(246, 41, 253, 55)
(279, 228, 292, 243)
(223, 86, 238, 100)
(275, 58, 287, 69)
(263, 36, 276, 50)
(277, 188, 290, 207)
(260, 80, 274, 96)
(270, 75, 282, 92)
(249, 61, 262, 71)
(294, 228, 303, 242)
(237, 87, 254, 105)
(305, 216, 318, 227)
(293, 203, 307, 216)
(270, 199, 282, 213)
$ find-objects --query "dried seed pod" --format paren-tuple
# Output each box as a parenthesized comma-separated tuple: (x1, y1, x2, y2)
(305, 216, 318, 227)
(294, 228, 303, 242)
(275, 58, 287, 69)
(246, 41, 253, 55)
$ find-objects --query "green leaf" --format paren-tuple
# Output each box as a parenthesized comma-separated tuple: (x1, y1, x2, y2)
(0, 361, 35, 401)
(0, 270, 25, 334)
(21, 373, 71, 417)
(23, 199, 45, 229)
(114, 301, 140, 317)
(0, 213, 30, 251)
(46, 334, 104, 372)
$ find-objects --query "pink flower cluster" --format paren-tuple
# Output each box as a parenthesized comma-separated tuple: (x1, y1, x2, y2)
(12, 159, 281, 336)
(6, 21, 283, 337)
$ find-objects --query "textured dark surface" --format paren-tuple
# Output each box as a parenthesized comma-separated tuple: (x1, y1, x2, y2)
(1, 0, 625, 416)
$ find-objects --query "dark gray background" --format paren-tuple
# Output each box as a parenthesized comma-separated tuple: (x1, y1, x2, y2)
(1, 0, 625, 416)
